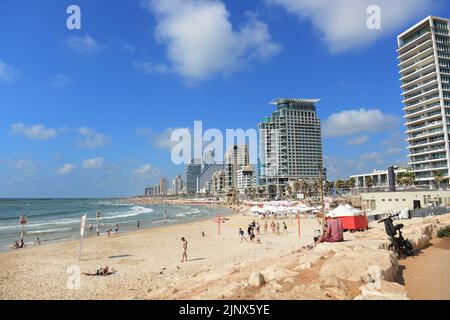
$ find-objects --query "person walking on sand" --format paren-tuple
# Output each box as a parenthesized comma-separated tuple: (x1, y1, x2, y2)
(264, 221, 268, 234)
(181, 237, 188, 262)
(256, 222, 261, 236)
(239, 228, 246, 242)
(137, 220, 140, 229)
(283, 222, 288, 234)
(115, 224, 119, 233)
(271, 221, 276, 234)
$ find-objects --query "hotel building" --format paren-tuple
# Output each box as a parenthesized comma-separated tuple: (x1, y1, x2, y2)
(398, 16, 450, 186)
(224, 145, 250, 191)
(258, 98, 323, 186)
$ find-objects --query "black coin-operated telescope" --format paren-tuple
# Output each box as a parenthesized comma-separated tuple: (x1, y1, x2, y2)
(388, 166, 398, 192)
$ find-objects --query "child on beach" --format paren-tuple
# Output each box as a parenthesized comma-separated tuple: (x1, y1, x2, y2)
(239, 228, 246, 242)
(181, 237, 188, 262)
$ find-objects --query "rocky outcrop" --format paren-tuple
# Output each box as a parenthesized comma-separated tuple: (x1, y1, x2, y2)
(261, 266, 297, 282)
(296, 253, 323, 270)
(354, 281, 409, 300)
(319, 249, 398, 287)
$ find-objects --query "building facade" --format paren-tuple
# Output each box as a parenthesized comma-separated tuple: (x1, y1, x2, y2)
(197, 164, 224, 193)
(185, 160, 202, 194)
(210, 170, 225, 195)
(258, 98, 323, 186)
(237, 165, 256, 194)
(224, 145, 249, 191)
(172, 175, 184, 195)
(358, 190, 450, 216)
(398, 16, 450, 186)
(350, 168, 408, 191)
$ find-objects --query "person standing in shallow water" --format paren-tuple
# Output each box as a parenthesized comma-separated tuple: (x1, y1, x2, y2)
(181, 237, 188, 262)
(137, 220, 140, 229)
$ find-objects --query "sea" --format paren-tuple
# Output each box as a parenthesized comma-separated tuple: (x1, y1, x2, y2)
(0, 198, 227, 252)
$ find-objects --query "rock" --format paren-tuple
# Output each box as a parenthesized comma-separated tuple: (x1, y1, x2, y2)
(261, 266, 297, 282)
(298, 253, 322, 270)
(313, 242, 351, 254)
(248, 272, 265, 287)
(407, 233, 430, 250)
(355, 281, 409, 300)
(320, 249, 398, 287)
(198, 283, 241, 299)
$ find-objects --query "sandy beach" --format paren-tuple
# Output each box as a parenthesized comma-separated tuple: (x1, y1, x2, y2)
(0, 213, 320, 300)
(1, 210, 449, 300)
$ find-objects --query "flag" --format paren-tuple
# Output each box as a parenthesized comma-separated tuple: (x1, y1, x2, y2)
(80, 215, 87, 237)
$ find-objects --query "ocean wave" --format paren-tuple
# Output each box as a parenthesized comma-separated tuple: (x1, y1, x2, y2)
(152, 219, 178, 224)
(27, 227, 73, 235)
(101, 206, 154, 220)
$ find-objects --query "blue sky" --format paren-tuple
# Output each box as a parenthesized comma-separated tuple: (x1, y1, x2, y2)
(0, 0, 449, 197)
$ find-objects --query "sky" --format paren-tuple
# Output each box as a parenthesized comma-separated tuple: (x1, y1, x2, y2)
(0, 0, 449, 198)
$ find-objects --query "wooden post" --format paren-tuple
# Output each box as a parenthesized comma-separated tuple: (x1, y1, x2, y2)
(218, 213, 221, 236)
(297, 210, 301, 239)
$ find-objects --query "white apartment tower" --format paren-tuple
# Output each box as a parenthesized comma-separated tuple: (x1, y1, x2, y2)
(224, 145, 249, 191)
(258, 98, 323, 186)
(398, 16, 450, 186)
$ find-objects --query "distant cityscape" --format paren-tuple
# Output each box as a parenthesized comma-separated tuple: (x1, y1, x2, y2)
(145, 16, 450, 202)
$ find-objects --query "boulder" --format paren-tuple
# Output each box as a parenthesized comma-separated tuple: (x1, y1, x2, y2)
(248, 272, 265, 287)
(297, 253, 323, 270)
(261, 266, 297, 282)
(319, 249, 398, 287)
(407, 233, 430, 250)
(355, 281, 409, 300)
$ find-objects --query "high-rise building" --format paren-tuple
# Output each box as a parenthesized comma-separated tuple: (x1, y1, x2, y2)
(197, 164, 224, 193)
(172, 175, 184, 195)
(185, 160, 202, 194)
(160, 179, 168, 195)
(398, 16, 450, 186)
(224, 145, 249, 191)
(237, 165, 256, 194)
(258, 98, 323, 186)
(210, 170, 225, 194)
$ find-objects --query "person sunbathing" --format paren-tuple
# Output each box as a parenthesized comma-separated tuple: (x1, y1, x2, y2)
(83, 266, 117, 276)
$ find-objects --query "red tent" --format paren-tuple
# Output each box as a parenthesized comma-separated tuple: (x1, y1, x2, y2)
(326, 205, 368, 231)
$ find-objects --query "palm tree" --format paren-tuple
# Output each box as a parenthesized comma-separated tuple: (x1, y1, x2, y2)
(347, 178, 356, 191)
(396, 171, 415, 189)
(365, 176, 373, 192)
(434, 171, 446, 190)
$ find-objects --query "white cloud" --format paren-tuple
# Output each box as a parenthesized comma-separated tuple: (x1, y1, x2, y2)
(50, 74, 71, 88)
(57, 163, 75, 175)
(77, 127, 112, 149)
(360, 152, 384, 164)
(137, 127, 186, 151)
(133, 164, 160, 177)
(0, 59, 18, 83)
(83, 157, 105, 169)
(10, 123, 57, 140)
(323, 108, 399, 137)
(65, 35, 103, 54)
(133, 61, 169, 74)
(266, 0, 435, 52)
(142, 0, 280, 81)
(346, 135, 369, 146)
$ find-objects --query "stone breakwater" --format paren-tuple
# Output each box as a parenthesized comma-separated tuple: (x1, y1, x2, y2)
(150, 214, 450, 300)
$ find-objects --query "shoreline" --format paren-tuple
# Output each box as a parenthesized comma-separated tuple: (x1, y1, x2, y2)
(1, 211, 449, 300)
(2, 203, 238, 253)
